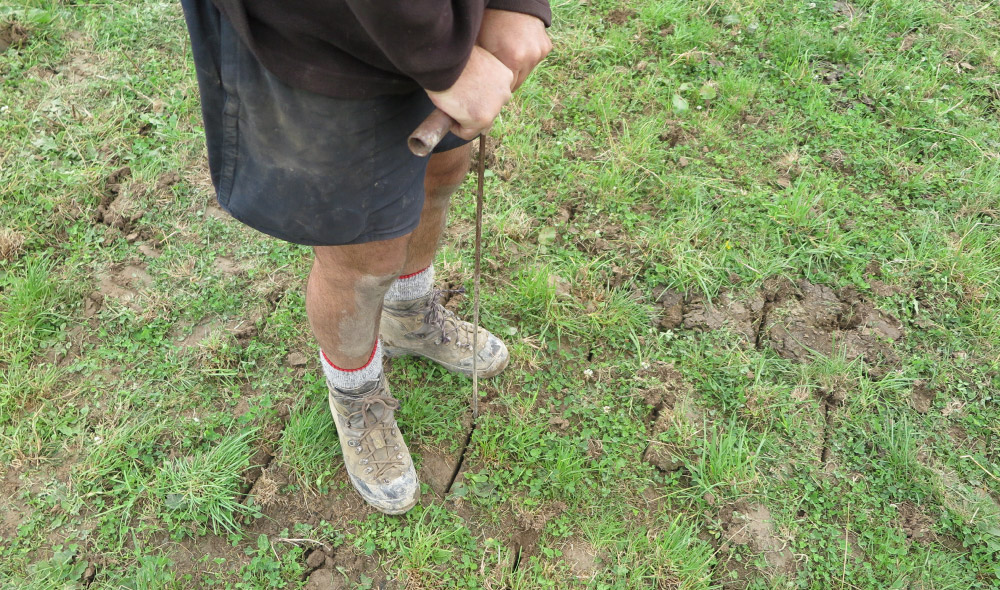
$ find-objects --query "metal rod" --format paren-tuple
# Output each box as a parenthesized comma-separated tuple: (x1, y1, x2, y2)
(472, 134, 484, 420)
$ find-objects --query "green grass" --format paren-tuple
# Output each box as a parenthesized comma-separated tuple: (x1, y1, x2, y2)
(2, 0, 1000, 587)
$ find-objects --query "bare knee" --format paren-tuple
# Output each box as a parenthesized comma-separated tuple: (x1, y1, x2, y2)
(425, 144, 472, 202)
(312, 233, 410, 279)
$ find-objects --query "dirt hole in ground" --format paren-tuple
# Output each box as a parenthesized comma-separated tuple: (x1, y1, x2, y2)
(661, 277, 904, 379)
(0, 21, 29, 52)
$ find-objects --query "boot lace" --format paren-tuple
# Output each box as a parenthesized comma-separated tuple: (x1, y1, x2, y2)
(420, 288, 475, 350)
(345, 392, 405, 482)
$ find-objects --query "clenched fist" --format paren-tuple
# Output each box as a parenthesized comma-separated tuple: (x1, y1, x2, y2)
(425, 46, 514, 140)
(477, 9, 552, 91)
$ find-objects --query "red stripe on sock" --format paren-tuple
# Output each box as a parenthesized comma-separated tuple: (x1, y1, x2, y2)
(397, 266, 430, 280)
(321, 341, 378, 372)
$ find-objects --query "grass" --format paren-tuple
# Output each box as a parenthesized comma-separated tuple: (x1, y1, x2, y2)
(2, 0, 1000, 587)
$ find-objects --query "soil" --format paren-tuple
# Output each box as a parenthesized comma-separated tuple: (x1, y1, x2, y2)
(413, 410, 472, 498)
(681, 278, 904, 378)
(897, 501, 935, 544)
(93, 262, 154, 311)
(95, 166, 146, 233)
(0, 21, 29, 53)
(719, 501, 795, 579)
(652, 287, 684, 331)
(638, 362, 694, 473)
(910, 381, 937, 414)
(604, 9, 637, 25)
(557, 537, 601, 579)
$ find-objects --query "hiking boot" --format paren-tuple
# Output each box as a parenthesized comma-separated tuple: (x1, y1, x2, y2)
(381, 290, 509, 378)
(327, 374, 418, 515)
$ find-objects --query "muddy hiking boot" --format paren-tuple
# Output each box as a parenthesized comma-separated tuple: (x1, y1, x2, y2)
(381, 290, 509, 378)
(327, 374, 418, 515)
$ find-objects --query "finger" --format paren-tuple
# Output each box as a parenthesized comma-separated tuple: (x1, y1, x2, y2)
(451, 123, 483, 141)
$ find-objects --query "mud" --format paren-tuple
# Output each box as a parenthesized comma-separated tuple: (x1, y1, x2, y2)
(92, 263, 153, 311)
(680, 278, 904, 377)
(412, 409, 473, 497)
(0, 21, 29, 52)
(557, 537, 601, 579)
(95, 166, 147, 234)
(910, 380, 937, 414)
(897, 501, 935, 544)
(719, 501, 795, 578)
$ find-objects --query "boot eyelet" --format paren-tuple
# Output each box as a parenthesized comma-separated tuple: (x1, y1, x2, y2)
(355, 447, 362, 454)
(365, 467, 373, 473)
(361, 459, 369, 465)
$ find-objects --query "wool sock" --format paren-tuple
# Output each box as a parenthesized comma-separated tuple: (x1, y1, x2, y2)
(384, 265, 434, 302)
(320, 339, 382, 392)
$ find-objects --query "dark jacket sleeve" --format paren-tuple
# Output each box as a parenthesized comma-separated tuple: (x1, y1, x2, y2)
(487, 0, 552, 26)
(343, 1, 485, 92)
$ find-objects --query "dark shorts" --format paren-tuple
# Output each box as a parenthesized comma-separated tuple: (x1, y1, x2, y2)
(180, 0, 470, 246)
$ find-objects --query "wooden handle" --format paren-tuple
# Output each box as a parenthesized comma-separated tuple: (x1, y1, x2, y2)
(408, 109, 454, 157)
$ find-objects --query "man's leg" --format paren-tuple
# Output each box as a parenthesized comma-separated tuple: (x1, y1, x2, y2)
(307, 235, 409, 368)
(399, 143, 473, 275)
(306, 235, 420, 515)
(381, 143, 510, 378)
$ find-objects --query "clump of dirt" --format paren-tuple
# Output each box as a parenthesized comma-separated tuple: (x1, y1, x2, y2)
(681, 278, 904, 378)
(897, 501, 936, 544)
(638, 362, 695, 473)
(0, 227, 26, 261)
(0, 21, 29, 52)
(719, 501, 795, 577)
(96, 168, 146, 233)
(762, 281, 903, 375)
(640, 362, 690, 432)
(822, 148, 852, 174)
(510, 501, 567, 562)
(683, 292, 763, 343)
(604, 8, 637, 25)
(910, 380, 937, 414)
(652, 286, 684, 331)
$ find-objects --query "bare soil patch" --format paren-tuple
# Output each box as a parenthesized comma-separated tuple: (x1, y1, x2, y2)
(557, 537, 601, 579)
(910, 380, 938, 414)
(95, 166, 145, 233)
(413, 409, 473, 498)
(638, 362, 694, 473)
(717, 501, 795, 584)
(92, 262, 154, 311)
(604, 9, 637, 25)
(897, 500, 936, 544)
(0, 21, 29, 53)
(678, 278, 904, 378)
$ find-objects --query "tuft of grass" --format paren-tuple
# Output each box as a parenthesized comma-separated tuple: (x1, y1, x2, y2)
(155, 429, 260, 536)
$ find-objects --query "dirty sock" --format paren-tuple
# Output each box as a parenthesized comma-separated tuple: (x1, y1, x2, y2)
(320, 339, 382, 391)
(384, 265, 434, 302)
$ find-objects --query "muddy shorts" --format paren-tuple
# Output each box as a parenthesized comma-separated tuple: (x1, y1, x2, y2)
(180, 0, 469, 246)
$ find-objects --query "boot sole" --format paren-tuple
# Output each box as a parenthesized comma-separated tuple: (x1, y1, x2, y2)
(383, 346, 509, 379)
